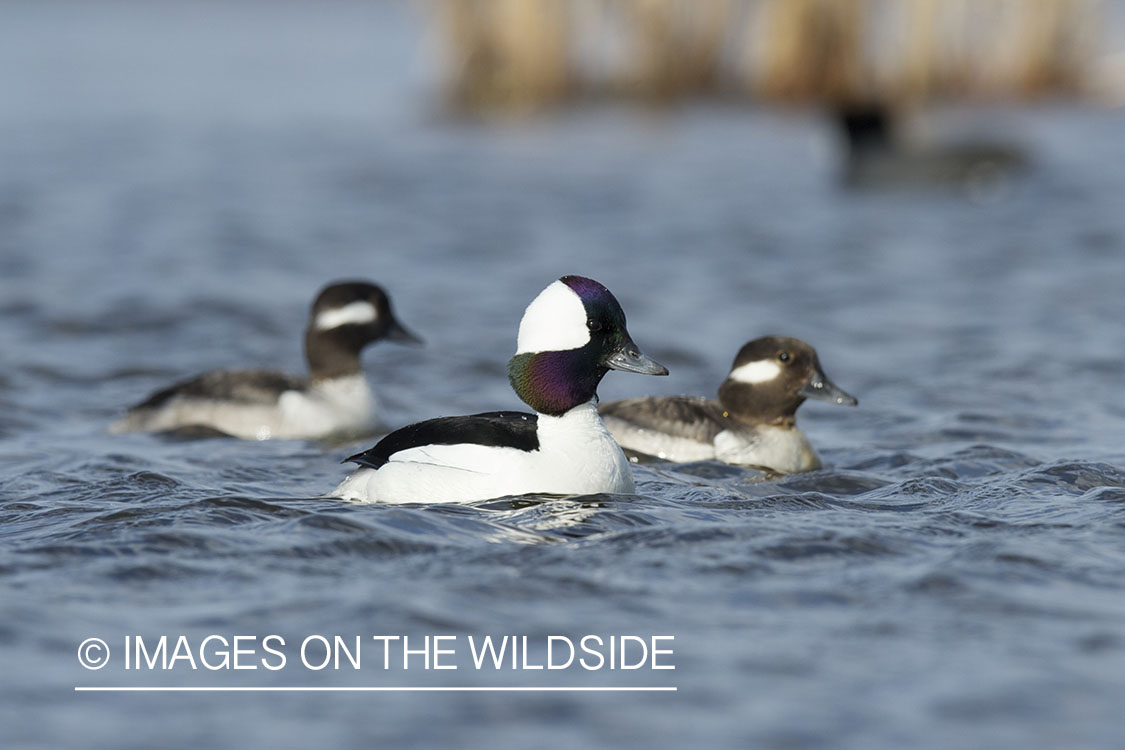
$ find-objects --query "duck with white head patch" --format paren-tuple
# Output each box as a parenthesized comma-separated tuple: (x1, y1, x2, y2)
(600, 336, 857, 474)
(332, 275, 668, 504)
(110, 281, 421, 440)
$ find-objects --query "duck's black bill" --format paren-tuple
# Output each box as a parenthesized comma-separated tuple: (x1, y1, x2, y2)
(606, 344, 669, 376)
(387, 319, 424, 346)
(799, 370, 857, 406)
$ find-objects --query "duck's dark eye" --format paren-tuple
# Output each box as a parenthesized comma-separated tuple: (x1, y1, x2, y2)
(587, 318, 604, 333)
(777, 351, 791, 363)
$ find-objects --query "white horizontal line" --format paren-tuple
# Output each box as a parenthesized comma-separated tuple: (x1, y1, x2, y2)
(75, 686, 677, 693)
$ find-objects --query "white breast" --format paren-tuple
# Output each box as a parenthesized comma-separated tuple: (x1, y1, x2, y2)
(332, 401, 634, 504)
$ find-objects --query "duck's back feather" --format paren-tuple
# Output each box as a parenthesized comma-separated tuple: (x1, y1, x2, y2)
(346, 411, 540, 469)
(599, 396, 729, 444)
(134, 369, 308, 409)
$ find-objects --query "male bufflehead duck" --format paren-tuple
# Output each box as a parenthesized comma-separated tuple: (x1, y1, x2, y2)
(110, 281, 421, 440)
(332, 275, 668, 504)
(599, 336, 856, 474)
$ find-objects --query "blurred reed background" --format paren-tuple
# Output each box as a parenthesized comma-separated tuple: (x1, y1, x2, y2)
(428, 0, 1104, 113)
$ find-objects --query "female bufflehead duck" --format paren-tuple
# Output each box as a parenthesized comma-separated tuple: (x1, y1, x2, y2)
(332, 275, 668, 504)
(110, 281, 421, 440)
(599, 336, 856, 474)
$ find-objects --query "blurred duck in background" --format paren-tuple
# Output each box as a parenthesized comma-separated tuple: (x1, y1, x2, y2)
(835, 102, 1029, 193)
(111, 281, 421, 440)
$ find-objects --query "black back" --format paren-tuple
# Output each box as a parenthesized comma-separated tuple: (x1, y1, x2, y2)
(345, 411, 540, 469)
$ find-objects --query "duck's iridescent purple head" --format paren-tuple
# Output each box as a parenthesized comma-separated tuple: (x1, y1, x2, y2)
(507, 275, 668, 416)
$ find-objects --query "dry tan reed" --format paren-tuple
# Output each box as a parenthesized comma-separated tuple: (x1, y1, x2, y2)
(428, 0, 1101, 112)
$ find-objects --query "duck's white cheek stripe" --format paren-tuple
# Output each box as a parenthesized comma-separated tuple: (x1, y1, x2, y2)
(729, 359, 781, 384)
(516, 280, 590, 354)
(315, 301, 378, 330)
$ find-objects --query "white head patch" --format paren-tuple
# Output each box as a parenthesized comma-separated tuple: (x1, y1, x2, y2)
(315, 301, 378, 331)
(516, 280, 590, 354)
(729, 359, 781, 384)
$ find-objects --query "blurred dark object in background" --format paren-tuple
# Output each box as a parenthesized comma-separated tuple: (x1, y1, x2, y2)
(834, 102, 1029, 193)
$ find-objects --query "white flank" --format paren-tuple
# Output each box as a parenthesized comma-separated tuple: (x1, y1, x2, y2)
(728, 359, 781, 384)
(515, 280, 589, 354)
(315, 301, 378, 330)
(278, 374, 376, 437)
(601, 414, 717, 462)
(332, 401, 632, 504)
(714, 425, 820, 474)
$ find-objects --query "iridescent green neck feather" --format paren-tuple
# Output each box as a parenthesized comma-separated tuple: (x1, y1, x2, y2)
(508, 347, 607, 416)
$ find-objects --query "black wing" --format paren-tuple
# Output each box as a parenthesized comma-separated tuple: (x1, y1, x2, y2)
(599, 396, 730, 443)
(345, 411, 539, 470)
(133, 369, 308, 410)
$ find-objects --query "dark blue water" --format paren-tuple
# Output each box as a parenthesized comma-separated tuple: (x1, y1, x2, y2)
(3, 3, 1125, 748)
